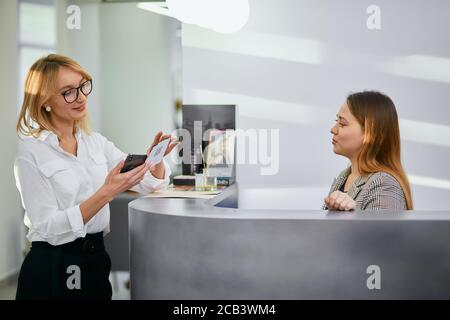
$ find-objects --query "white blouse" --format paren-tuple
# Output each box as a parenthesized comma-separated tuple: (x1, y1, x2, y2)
(14, 129, 171, 246)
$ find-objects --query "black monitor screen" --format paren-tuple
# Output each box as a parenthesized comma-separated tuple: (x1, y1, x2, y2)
(181, 105, 236, 176)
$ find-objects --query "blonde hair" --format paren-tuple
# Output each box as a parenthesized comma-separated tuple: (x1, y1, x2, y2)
(347, 91, 413, 210)
(16, 54, 92, 138)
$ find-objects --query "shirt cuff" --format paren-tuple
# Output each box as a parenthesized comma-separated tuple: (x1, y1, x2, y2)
(140, 160, 172, 192)
(66, 205, 86, 237)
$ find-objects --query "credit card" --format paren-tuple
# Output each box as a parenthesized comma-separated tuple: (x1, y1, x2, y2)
(146, 138, 170, 166)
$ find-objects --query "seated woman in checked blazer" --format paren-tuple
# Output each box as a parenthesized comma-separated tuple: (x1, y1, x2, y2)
(323, 91, 413, 211)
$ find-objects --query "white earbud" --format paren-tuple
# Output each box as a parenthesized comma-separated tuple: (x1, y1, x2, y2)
(45, 105, 52, 112)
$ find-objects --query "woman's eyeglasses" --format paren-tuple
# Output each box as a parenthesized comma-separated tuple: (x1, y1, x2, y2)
(61, 79, 92, 104)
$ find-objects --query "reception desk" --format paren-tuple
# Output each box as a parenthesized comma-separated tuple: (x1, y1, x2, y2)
(128, 184, 450, 299)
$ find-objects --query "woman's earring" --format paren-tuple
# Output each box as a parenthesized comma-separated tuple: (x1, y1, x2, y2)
(45, 105, 52, 112)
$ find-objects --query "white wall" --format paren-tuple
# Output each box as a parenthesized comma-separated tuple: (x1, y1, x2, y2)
(0, 0, 23, 280)
(182, 0, 450, 210)
(98, 3, 176, 153)
(57, 0, 102, 131)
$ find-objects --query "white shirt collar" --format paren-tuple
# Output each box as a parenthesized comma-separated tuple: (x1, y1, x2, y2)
(38, 128, 83, 140)
(75, 128, 83, 141)
(37, 130, 52, 142)
(37, 128, 84, 149)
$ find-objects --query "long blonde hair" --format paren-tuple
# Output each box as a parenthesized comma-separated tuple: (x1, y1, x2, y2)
(347, 91, 413, 209)
(16, 54, 92, 138)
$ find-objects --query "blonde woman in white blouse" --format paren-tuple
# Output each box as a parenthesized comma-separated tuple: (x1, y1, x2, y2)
(14, 54, 179, 299)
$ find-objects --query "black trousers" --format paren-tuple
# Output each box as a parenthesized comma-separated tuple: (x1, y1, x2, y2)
(16, 233, 112, 300)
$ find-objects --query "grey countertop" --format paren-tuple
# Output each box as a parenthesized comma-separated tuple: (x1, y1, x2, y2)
(129, 184, 450, 221)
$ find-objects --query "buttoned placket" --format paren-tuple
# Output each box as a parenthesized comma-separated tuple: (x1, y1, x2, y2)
(46, 131, 95, 195)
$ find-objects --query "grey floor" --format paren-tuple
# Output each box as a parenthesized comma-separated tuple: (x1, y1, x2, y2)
(0, 282, 16, 300)
(0, 271, 131, 300)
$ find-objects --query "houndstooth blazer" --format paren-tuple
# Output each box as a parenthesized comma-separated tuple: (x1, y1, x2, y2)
(322, 166, 407, 210)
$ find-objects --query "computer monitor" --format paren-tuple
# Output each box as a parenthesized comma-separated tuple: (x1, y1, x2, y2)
(181, 105, 236, 179)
